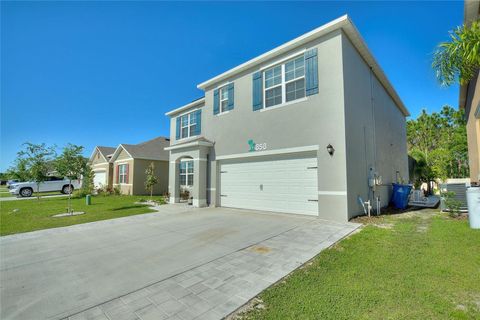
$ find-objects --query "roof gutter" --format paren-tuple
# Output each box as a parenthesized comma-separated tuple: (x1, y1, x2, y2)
(165, 98, 205, 117)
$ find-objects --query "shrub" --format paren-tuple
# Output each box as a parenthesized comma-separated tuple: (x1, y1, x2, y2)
(442, 191, 462, 217)
(113, 186, 121, 196)
(180, 189, 190, 201)
(96, 185, 114, 196)
(72, 189, 91, 199)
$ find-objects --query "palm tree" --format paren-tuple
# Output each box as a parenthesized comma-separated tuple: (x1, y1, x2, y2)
(432, 21, 480, 86)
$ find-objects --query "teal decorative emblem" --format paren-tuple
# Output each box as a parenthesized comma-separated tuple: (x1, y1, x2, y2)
(248, 139, 267, 152)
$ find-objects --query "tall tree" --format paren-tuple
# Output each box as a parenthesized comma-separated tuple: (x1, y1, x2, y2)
(432, 21, 480, 86)
(407, 106, 469, 193)
(17, 143, 56, 199)
(55, 144, 88, 213)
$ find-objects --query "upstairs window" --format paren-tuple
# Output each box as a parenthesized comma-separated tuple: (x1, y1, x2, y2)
(263, 55, 305, 108)
(219, 86, 229, 113)
(179, 111, 198, 139)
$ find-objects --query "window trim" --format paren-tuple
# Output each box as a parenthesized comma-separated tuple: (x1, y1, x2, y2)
(219, 85, 229, 114)
(118, 163, 128, 184)
(260, 48, 306, 71)
(178, 111, 198, 140)
(262, 54, 306, 109)
(179, 159, 194, 187)
(259, 97, 307, 113)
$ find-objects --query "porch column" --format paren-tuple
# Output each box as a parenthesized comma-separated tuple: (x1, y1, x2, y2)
(192, 156, 207, 207)
(168, 157, 180, 203)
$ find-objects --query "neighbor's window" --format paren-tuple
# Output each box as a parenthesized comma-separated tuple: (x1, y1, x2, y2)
(219, 85, 229, 113)
(118, 164, 128, 184)
(179, 160, 194, 186)
(264, 55, 305, 108)
(180, 111, 198, 139)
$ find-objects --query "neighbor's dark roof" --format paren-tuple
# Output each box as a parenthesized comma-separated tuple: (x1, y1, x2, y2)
(97, 146, 116, 158)
(121, 136, 170, 161)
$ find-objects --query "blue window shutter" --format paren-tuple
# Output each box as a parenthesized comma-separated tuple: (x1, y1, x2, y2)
(213, 89, 220, 115)
(195, 109, 202, 135)
(175, 117, 181, 139)
(305, 48, 318, 96)
(227, 83, 234, 110)
(252, 72, 263, 111)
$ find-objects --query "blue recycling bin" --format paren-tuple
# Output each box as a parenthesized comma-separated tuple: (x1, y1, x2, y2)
(391, 184, 412, 209)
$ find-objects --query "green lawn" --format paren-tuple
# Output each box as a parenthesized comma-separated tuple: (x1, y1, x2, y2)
(0, 195, 166, 236)
(240, 210, 480, 320)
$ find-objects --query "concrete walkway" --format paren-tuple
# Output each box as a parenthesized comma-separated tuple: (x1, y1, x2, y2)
(0, 205, 360, 320)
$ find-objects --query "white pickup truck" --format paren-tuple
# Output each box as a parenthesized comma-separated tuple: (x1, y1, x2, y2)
(9, 177, 81, 197)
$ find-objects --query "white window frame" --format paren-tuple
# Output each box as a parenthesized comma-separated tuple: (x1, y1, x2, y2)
(179, 159, 194, 187)
(219, 85, 229, 114)
(263, 55, 306, 109)
(179, 111, 198, 140)
(118, 164, 128, 184)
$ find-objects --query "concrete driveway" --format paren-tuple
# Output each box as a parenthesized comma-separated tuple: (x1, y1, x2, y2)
(0, 205, 360, 320)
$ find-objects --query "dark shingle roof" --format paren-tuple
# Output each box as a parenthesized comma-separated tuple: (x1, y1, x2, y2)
(121, 136, 170, 161)
(97, 146, 116, 159)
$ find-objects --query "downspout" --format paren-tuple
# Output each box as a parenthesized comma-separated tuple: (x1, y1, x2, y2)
(369, 66, 378, 212)
(369, 66, 377, 167)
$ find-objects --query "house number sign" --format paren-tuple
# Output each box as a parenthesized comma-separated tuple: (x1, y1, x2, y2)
(248, 139, 267, 152)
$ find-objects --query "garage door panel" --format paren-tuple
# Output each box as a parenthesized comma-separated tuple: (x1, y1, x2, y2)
(220, 154, 318, 216)
(93, 171, 106, 188)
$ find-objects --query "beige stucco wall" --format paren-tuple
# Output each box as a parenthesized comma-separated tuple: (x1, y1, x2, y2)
(132, 159, 169, 195)
(465, 72, 480, 183)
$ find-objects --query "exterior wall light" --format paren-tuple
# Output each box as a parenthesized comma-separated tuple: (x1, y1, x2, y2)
(327, 144, 335, 156)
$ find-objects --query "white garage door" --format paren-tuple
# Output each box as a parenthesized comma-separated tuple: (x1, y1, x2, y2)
(219, 154, 318, 215)
(93, 171, 106, 188)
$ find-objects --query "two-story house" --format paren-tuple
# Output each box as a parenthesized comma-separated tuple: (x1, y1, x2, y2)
(165, 15, 410, 222)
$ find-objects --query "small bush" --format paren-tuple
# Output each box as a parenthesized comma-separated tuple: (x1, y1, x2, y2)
(72, 189, 91, 199)
(162, 192, 170, 204)
(96, 185, 120, 197)
(442, 191, 462, 217)
(113, 186, 121, 196)
(180, 189, 190, 201)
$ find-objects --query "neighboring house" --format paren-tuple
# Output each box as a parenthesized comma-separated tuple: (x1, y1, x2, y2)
(459, 0, 480, 185)
(110, 136, 170, 195)
(89, 146, 116, 188)
(164, 15, 409, 222)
